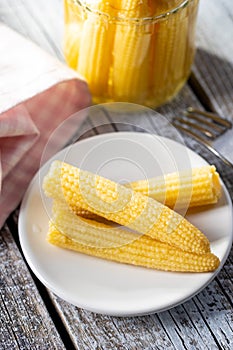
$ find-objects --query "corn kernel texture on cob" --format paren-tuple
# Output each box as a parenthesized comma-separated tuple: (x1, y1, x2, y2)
(128, 165, 221, 209)
(111, 0, 151, 102)
(76, 1, 114, 96)
(169, 7, 189, 83)
(43, 161, 211, 254)
(51, 200, 135, 248)
(48, 200, 219, 272)
(73, 165, 221, 220)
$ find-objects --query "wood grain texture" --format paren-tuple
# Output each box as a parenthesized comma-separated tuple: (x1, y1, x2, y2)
(0, 0, 233, 349)
(0, 224, 65, 350)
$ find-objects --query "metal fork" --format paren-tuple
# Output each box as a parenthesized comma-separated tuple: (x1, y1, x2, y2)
(172, 107, 233, 169)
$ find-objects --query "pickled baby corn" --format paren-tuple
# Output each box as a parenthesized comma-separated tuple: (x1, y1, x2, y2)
(150, 2, 184, 100)
(48, 224, 219, 272)
(170, 7, 189, 83)
(111, 0, 151, 102)
(128, 165, 221, 209)
(73, 165, 221, 220)
(64, 0, 83, 69)
(43, 161, 211, 254)
(51, 200, 134, 248)
(111, 23, 151, 102)
(64, 0, 199, 106)
(76, 1, 114, 96)
(47, 201, 220, 272)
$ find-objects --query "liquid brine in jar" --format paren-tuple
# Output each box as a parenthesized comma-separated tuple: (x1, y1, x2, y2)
(64, 0, 199, 107)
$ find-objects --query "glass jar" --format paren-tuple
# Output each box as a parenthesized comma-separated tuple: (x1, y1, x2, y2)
(64, 0, 199, 108)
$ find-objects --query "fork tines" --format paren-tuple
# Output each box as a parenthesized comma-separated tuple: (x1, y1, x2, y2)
(172, 107, 232, 142)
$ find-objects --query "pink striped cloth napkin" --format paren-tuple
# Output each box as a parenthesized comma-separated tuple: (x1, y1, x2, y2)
(0, 25, 92, 228)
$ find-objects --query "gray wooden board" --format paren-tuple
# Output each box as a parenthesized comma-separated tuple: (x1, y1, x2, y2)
(0, 224, 65, 350)
(0, 0, 233, 349)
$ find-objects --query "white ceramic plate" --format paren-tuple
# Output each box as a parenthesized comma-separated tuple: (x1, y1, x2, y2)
(19, 132, 233, 316)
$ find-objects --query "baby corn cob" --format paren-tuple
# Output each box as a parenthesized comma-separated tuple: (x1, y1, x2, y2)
(128, 165, 221, 209)
(151, 17, 177, 98)
(111, 27, 151, 102)
(73, 165, 221, 220)
(169, 7, 189, 83)
(43, 161, 211, 254)
(76, 1, 114, 96)
(111, 0, 151, 103)
(51, 200, 135, 248)
(64, 0, 83, 69)
(48, 201, 219, 272)
(150, 0, 188, 100)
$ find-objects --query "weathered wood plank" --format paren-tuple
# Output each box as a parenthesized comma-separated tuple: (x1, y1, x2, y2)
(0, 224, 66, 350)
(47, 294, 177, 350)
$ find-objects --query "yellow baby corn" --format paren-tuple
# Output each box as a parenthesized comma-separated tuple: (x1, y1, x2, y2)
(111, 0, 151, 103)
(51, 200, 135, 248)
(47, 211, 219, 272)
(64, 0, 83, 69)
(76, 1, 114, 96)
(151, 17, 177, 99)
(170, 7, 188, 83)
(72, 165, 221, 220)
(128, 165, 221, 209)
(43, 161, 211, 254)
(149, 0, 189, 102)
(64, 0, 199, 106)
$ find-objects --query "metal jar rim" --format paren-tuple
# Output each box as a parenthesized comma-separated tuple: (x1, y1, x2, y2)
(72, 0, 194, 24)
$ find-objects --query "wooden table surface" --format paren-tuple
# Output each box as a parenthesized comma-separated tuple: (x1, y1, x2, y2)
(1, 0, 233, 349)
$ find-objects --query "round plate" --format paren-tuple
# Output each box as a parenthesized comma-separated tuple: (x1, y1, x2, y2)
(19, 132, 233, 316)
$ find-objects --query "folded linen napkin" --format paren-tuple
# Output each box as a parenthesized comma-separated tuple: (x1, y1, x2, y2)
(0, 24, 92, 228)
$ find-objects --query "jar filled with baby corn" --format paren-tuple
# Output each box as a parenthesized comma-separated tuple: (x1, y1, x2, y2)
(64, 0, 199, 108)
